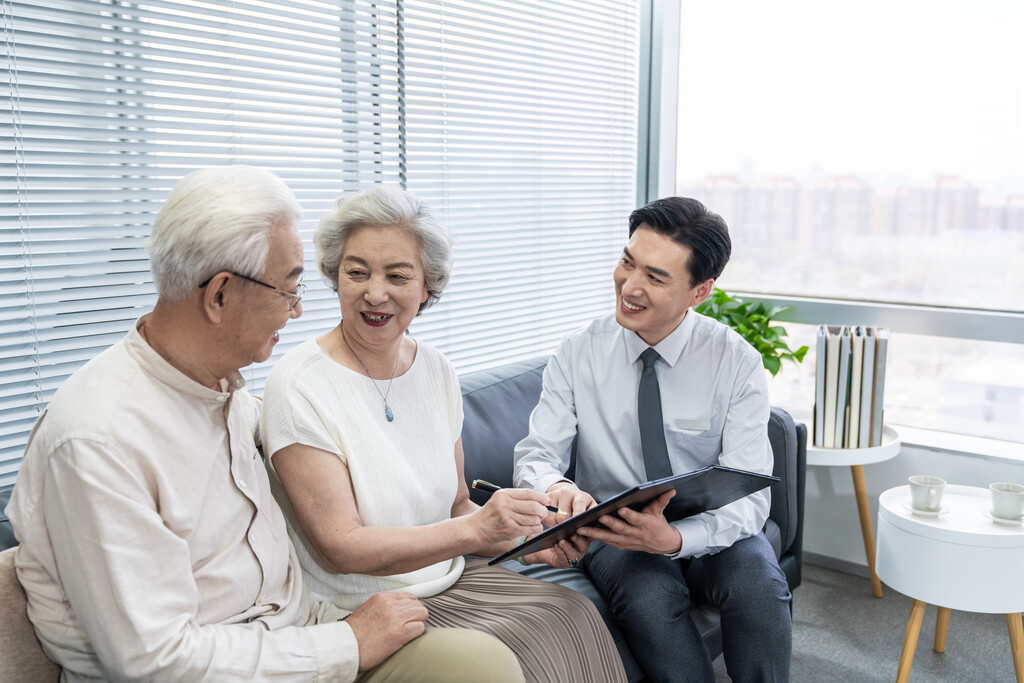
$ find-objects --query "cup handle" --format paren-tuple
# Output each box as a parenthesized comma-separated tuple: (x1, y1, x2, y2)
(928, 489, 937, 509)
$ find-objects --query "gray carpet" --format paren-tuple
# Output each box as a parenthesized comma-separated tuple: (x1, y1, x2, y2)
(713, 562, 1021, 682)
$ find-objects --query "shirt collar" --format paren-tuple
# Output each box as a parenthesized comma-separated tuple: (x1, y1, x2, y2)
(127, 315, 244, 399)
(621, 308, 698, 369)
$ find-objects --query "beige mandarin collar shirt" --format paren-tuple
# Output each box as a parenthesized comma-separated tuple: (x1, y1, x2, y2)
(6, 317, 358, 681)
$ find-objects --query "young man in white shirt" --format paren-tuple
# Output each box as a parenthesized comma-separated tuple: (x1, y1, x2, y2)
(514, 196, 792, 682)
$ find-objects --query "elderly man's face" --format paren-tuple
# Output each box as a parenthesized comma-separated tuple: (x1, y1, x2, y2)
(230, 220, 304, 366)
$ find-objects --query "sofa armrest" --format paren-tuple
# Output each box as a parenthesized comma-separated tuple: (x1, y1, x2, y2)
(766, 407, 807, 590)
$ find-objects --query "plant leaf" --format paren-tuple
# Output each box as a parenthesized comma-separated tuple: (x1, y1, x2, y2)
(693, 288, 807, 376)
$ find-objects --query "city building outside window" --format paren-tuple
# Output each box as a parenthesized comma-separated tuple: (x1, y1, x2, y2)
(676, 0, 1024, 444)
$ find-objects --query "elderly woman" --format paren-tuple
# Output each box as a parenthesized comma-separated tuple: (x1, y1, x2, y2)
(260, 186, 625, 683)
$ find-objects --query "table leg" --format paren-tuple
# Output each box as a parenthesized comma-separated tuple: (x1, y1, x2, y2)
(1008, 612, 1024, 683)
(850, 464, 882, 598)
(897, 600, 927, 683)
(934, 606, 950, 652)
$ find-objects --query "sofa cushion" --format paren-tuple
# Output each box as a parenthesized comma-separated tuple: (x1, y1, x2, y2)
(0, 547, 61, 681)
(460, 356, 547, 505)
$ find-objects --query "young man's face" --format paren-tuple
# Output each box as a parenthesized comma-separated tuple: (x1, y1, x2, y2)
(612, 224, 714, 346)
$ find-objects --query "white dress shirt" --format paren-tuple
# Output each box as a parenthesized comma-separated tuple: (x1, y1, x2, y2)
(513, 310, 772, 559)
(6, 318, 358, 682)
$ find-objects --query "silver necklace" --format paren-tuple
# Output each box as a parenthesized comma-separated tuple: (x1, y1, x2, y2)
(340, 322, 399, 422)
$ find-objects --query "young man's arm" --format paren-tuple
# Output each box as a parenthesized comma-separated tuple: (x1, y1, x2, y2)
(513, 341, 582, 500)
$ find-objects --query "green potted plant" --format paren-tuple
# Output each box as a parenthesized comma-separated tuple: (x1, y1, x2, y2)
(695, 288, 808, 376)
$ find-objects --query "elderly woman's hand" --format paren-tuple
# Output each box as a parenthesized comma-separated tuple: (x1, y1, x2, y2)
(471, 488, 553, 547)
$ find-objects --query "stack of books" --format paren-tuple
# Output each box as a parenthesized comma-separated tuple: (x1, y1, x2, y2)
(813, 326, 889, 449)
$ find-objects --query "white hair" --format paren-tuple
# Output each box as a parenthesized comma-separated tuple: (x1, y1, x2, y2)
(146, 165, 303, 302)
(314, 185, 453, 313)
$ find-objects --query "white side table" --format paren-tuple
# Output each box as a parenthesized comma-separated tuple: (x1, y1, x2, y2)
(876, 484, 1024, 683)
(807, 425, 900, 597)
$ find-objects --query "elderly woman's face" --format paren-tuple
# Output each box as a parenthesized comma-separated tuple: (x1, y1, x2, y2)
(337, 225, 428, 350)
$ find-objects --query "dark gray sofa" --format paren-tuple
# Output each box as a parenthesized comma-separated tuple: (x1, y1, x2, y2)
(460, 356, 807, 682)
(0, 355, 806, 682)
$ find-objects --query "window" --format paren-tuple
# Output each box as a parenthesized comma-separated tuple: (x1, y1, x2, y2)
(1, 0, 640, 488)
(674, 0, 1024, 443)
(401, 1, 639, 367)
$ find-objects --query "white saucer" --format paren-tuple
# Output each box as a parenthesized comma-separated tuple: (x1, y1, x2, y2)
(982, 510, 1023, 527)
(902, 502, 949, 518)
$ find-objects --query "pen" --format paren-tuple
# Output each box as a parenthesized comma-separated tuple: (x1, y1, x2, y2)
(472, 479, 567, 515)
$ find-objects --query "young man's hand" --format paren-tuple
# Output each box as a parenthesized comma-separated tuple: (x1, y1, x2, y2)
(545, 481, 596, 525)
(524, 534, 590, 569)
(575, 489, 682, 555)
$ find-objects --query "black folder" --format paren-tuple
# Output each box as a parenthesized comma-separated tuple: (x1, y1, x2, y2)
(488, 465, 778, 565)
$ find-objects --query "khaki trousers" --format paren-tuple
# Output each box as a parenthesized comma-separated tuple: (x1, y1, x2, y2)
(357, 627, 525, 683)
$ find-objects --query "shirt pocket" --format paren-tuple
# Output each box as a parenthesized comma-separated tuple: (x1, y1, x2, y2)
(667, 427, 722, 467)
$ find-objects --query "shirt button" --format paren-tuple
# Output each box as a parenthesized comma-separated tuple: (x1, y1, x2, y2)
(238, 479, 247, 489)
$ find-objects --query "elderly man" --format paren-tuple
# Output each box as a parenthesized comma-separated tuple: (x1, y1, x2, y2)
(6, 166, 522, 682)
(514, 197, 792, 682)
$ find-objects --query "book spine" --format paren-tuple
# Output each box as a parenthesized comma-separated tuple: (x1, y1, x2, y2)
(848, 326, 865, 448)
(870, 329, 889, 447)
(834, 326, 851, 448)
(823, 326, 841, 448)
(858, 328, 875, 448)
(814, 325, 827, 447)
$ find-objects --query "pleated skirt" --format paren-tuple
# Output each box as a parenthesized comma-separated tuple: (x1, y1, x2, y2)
(422, 557, 626, 683)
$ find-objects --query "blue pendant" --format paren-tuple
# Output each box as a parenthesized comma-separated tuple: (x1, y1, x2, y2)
(384, 403, 394, 422)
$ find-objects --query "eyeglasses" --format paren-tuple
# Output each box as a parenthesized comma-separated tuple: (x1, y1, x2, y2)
(199, 271, 306, 310)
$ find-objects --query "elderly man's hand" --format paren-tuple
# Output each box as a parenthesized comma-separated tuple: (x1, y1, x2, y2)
(347, 592, 428, 671)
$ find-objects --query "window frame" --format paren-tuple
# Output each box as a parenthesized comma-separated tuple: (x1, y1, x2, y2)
(737, 295, 1024, 345)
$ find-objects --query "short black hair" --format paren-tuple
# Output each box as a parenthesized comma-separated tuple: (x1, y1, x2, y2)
(628, 197, 731, 286)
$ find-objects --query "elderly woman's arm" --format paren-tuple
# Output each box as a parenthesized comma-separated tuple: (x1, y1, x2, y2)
(272, 438, 554, 576)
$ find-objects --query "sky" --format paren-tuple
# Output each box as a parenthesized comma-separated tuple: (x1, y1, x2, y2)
(676, 0, 1024, 197)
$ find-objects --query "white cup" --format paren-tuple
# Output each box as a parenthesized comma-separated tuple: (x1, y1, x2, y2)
(990, 482, 1024, 523)
(908, 475, 946, 514)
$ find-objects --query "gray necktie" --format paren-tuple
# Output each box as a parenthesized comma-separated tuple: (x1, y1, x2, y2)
(638, 348, 673, 481)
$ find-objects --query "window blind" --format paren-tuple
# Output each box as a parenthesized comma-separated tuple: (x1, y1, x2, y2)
(402, 0, 640, 369)
(1, 0, 403, 488)
(1, 0, 640, 489)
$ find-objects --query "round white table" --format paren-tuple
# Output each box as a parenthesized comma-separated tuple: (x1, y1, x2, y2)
(807, 425, 901, 597)
(876, 484, 1024, 683)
